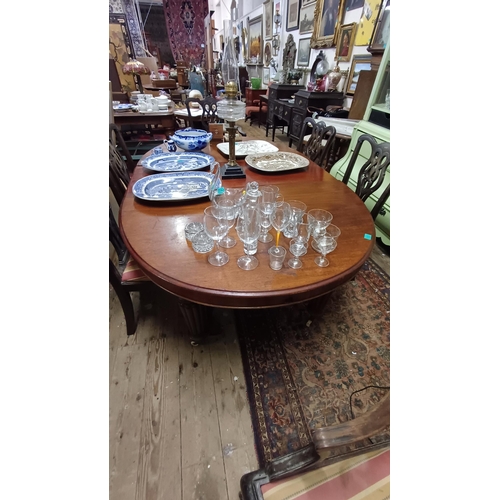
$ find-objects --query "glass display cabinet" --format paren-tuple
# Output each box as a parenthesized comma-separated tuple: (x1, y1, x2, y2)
(330, 39, 390, 245)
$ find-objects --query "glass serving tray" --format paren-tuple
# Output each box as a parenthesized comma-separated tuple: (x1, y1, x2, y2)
(141, 152, 214, 172)
(244, 152, 309, 172)
(217, 140, 278, 158)
(132, 171, 219, 201)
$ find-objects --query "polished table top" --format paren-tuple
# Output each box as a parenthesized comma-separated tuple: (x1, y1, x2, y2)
(119, 141, 375, 309)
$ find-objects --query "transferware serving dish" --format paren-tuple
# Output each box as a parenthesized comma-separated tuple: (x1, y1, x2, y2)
(113, 103, 135, 112)
(217, 140, 279, 158)
(245, 152, 309, 172)
(132, 171, 220, 201)
(141, 152, 214, 172)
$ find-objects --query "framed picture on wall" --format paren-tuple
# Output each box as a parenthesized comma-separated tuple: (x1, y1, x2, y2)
(336, 22, 356, 62)
(368, 0, 390, 52)
(346, 54, 371, 95)
(302, 0, 316, 6)
(263, 67, 270, 85)
(311, 0, 346, 49)
(264, 0, 274, 40)
(354, 0, 378, 46)
(297, 38, 311, 66)
(299, 3, 315, 34)
(248, 15, 263, 63)
(287, 0, 299, 31)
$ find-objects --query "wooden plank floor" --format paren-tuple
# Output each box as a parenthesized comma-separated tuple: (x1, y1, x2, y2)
(109, 119, 390, 500)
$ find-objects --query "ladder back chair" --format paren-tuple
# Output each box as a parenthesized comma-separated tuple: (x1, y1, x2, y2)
(109, 127, 157, 336)
(341, 133, 390, 221)
(297, 117, 337, 170)
(184, 96, 222, 131)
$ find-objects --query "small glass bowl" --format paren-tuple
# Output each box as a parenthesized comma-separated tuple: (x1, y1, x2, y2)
(184, 222, 204, 242)
(192, 230, 214, 253)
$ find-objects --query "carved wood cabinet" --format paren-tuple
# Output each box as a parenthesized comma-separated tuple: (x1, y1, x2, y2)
(288, 90, 345, 146)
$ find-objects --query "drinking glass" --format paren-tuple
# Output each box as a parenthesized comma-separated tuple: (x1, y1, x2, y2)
(203, 210, 229, 266)
(257, 202, 273, 243)
(288, 238, 308, 269)
(270, 202, 291, 248)
(235, 205, 261, 270)
(208, 161, 222, 201)
(258, 186, 283, 242)
(311, 224, 341, 253)
(313, 234, 337, 267)
(283, 200, 307, 238)
(210, 195, 236, 248)
(307, 209, 333, 240)
(296, 222, 311, 244)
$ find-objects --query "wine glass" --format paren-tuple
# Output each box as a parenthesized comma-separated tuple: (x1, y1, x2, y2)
(307, 209, 333, 240)
(311, 224, 341, 253)
(235, 205, 261, 270)
(257, 201, 273, 243)
(288, 238, 308, 269)
(270, 202, 291, 248)
(313, 234, 337, 267)
(203, 209, 230, 266)
(210, 194, 237, 248)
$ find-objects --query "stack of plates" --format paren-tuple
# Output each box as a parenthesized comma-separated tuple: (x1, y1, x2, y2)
(113, 103, 134, 112)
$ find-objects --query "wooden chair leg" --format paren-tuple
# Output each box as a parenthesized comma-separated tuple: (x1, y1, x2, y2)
(109, 261, 137, 336)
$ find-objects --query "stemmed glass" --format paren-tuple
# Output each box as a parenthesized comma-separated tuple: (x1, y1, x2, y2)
(284, 200, 307, 238)
(258, 186, 283, 243)
(307, 209, 333, 240)
(203, 208, 230, 266)
(211, 194, 237, 248)
(288, 238, 308, 269)
(270, 202, 291, 248)
(311, 224, 341, 253)
(235, 205, 261, 270)
(208, 161, 222, 202)
(313, 234, 337, 267)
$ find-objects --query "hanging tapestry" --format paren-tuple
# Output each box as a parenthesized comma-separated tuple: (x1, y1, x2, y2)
(163, 0, 209, 67)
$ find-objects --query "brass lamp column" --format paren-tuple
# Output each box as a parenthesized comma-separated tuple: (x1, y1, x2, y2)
(216, 1, 246, 179)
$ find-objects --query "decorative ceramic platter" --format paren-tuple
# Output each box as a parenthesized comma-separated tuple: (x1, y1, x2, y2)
(113, 104, 135, 112)
(132, 171, 220, 201)
(217, 140, 279, 158)
(245, 152, 309, 172)
(142, 152, 214, 172)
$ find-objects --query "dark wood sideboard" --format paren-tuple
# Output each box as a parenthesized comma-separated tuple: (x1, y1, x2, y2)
(265, 83, 345, 144)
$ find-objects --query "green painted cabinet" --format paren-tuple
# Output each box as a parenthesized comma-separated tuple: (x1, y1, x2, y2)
(330, 41, 391, 245)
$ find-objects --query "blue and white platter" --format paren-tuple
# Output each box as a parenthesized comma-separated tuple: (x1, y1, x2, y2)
(113, 103, 135, 112)
(141, 152, 214, 173)
(132, 171, 220, 202)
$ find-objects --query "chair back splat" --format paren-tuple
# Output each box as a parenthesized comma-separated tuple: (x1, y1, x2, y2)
(297, 117, 337, 170)
(341, 133, 390, 221)
(184, 96, 222, 131)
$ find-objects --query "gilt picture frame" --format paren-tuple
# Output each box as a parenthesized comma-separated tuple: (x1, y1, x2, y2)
(311, 0, 346, 49)
(346, 54, 371, 95)
(336, 22, 356, 62)
(299, 3, 316, 35)
(248, 15, 263, 64)
(368, 0, 390, 52)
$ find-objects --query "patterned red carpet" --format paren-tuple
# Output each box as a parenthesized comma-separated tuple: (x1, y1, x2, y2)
(236, 258, 390, 467)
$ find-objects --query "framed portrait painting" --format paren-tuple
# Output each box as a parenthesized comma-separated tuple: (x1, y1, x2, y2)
(287, 0, 299, 31)
(354, 0, 378, 46)
(311, 0, 346, 49)
(297, 38, 311, 66)
(336, 22, 356, 62)
(264, 0, 274, 40)
(299, 3, 315, 34)
(346, 54, 371, 95)
(248, 15, 263, 63)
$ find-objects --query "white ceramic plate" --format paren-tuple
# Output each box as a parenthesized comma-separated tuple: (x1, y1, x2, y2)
(217, 140, 279, 158)
(132, 171, 220, 201)
(245, 152, 309, 172)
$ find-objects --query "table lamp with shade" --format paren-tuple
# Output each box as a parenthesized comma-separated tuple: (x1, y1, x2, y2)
(216, 0, 246, 179)
(122, 58, 151, 94)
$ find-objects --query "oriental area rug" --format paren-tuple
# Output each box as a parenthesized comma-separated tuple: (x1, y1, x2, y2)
(236, 258, 390, 467)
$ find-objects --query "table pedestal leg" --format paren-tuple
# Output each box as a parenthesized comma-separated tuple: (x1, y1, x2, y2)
(306, 292, 333, 323)
(177, 299, 211, 345)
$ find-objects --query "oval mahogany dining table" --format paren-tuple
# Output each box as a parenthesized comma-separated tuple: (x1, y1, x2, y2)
(119, 140, 375, 343)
